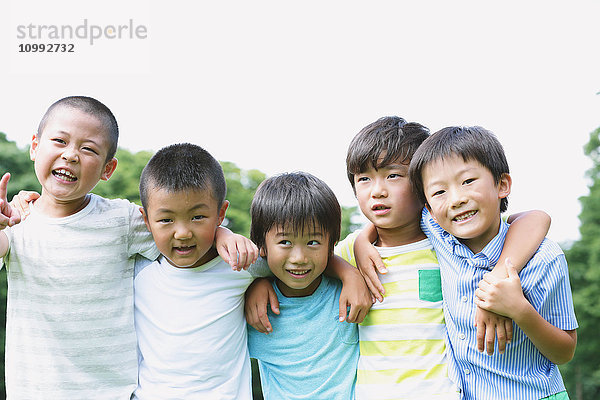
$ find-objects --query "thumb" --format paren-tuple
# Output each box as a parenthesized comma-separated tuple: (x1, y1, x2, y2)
(506, 258, 518, 278)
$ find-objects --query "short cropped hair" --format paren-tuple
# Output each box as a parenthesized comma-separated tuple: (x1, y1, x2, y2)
(409, 126, 510, 212)
(346, 116, 430, 190)
(38, 96, 119, 161)
(250, 172, 341, 255)
(139, 143, 226, 211)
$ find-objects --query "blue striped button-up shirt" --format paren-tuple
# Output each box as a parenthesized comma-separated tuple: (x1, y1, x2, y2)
(421, 208, 578, 400)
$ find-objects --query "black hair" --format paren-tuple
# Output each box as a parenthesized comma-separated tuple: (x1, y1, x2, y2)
(139, 143, 226, 210)
(346, 116, 430, 190)
(409, 126, 510, 212)
(250, 172, 341, 255)
(37, 96, 119, 161)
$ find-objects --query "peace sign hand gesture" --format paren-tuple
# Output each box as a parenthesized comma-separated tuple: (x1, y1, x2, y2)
(0, 173, 21, 230)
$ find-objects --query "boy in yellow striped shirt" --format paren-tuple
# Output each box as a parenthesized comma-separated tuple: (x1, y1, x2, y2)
(336, 117, 458, 399)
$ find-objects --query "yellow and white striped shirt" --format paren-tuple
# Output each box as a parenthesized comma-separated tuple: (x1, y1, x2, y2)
(335, 231, 458, 400)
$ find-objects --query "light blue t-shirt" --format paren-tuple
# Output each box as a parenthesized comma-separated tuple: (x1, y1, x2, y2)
(247, 275, 359, 400)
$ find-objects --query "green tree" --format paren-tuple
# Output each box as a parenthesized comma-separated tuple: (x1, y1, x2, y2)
(341, 205, 361, 240)
(0, 132, 41, 198)
(221, 161, 265, 237)
(561, 127, 600, 399)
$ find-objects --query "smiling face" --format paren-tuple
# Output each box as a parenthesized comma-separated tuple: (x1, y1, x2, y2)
(262, 224, 330, 297)
(353, 158, 425, 246)
(142, 187, 228, 269)
(30, 106, 117, 215)
(422, 154, 511, 253)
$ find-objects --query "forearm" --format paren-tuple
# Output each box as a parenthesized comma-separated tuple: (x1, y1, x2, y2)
(492, 210, 550, 277)
(513, 303, 576, 364)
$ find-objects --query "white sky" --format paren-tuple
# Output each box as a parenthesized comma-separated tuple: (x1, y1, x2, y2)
(1, 1, 599, 244)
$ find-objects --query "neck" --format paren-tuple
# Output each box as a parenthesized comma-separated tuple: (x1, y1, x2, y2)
(276, 275, 322, 298)
(34, 193, 91, 218)
(375, 223, 426, 247)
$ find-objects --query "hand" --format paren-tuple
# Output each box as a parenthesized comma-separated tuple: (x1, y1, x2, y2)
(354, 230, 386, 302)
(0, 173, 21, 229)
(10, 189, 40, 221)
(474, 306, 513, 355)
(475, 262, 526, 319)
(338, 267, 373, 323)
(214, 227, 259, 270)
(245, 278, 279, 334)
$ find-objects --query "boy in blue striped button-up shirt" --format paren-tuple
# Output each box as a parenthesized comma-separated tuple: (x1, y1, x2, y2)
(409, 126, 577, 400)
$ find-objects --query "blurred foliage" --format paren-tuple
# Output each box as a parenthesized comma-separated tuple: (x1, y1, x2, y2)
(561, 127, 600, 400)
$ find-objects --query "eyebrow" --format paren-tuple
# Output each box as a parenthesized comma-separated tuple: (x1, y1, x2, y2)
(275, 231, 324, 237)
(155, 203, 210, 214)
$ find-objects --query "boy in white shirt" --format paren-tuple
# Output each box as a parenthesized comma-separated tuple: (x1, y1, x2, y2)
(133, 143, 267, 399)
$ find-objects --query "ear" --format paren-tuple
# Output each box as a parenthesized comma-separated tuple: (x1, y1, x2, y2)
(217, 200, 229, 226)
(29, 134, 39, 161)
(425, 202, 438, 223)
(100, 158, 118, 181)
(140, 206, 151, 232)
(259, 247, 266, 257)
(498, 173, 512, 200)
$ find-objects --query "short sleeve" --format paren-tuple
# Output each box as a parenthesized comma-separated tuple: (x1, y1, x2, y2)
(334, 230, 359, 267)
(127, 203, 159, 261)
(247, 257, 273, 278)
(522, 248, 578, 331)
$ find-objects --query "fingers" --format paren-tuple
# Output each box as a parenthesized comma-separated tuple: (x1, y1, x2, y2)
(485, 322, 495, 355)
(0, 173, 10, 201)
(267, 285, 280, 315)
(374, 257, 388, 274)
(505, 318, 513, 343)
(361, 272, 384, 303)
(339, 299, 349, 323)
(475, 310, 486, 353)
(496, 322, 507, 354)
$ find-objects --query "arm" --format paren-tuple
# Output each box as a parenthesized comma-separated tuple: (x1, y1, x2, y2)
(475, 210, 551, 354)
(475, 262, 577, 364)
(353, 224, 386, 302)
(245, 277, 279, 334)
(325, 255, 373, 324)
(0, 173, 21, 257)
(214, 226, 258, 270)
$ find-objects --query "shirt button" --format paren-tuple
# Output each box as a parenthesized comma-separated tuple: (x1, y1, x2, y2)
(461, 296, 468, 303)
(464, 369, 471, 375)
(459, 333, 466, 340)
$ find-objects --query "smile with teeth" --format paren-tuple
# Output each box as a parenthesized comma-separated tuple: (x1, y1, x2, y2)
(454, 210, 477, 222)
(52, 169, 77, 182)
(287, 269, 310, 276)
(174, 245, 196, 254)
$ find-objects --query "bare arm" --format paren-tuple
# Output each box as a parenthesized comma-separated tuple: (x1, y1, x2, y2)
(0, 173, 21, 257)
(213, 226, 258, 270)
(353, 225, 385, 302)
(325, 255, 373, 323)
(475, 263, 576, 364)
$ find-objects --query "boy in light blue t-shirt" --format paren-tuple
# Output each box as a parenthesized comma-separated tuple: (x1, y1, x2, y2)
(247, 172, 359, 400)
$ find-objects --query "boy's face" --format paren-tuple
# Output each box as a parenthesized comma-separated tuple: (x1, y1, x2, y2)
(422, 154, 511, 253)
(261, 224, 330, 297)
(353, 158, 423, 234)
(142, 187, 228, 268)
(30, 106, 117, 205)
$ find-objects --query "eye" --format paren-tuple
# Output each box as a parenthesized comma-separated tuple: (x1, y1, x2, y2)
(278, 240, 292, 246)
(307, 240, 321, 246)
(192, 215, 205, 221)
(158, 218, 172, 224)
(388, 173, 402, 179)
(356, 176, 369, 183)
(82, 146, 99, 155)
(431, 190, 445, 197)
(463, 178, 476, 185)
(52, 138, 66, 144)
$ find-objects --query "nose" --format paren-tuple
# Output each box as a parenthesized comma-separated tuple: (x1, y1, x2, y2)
(449, 187, 467, 208)
(61, 146, 79, 163)
(173, 223, 192, 240)
(288, 246, 308, 265)
(371, 177, 388, 198)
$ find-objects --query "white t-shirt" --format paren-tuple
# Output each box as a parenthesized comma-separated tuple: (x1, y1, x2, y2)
(2, 194, 159, 400)
(133, 255, 264, 400)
